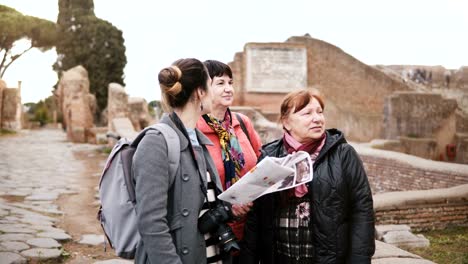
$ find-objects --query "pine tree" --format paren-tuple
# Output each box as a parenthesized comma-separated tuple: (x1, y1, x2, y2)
(54, 0, 126, 117)
(0, 5, 57, 78)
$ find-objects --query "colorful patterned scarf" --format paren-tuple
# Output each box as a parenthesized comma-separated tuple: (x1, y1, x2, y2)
(202, 109, 245, 188)
(283, 131, 326, 197)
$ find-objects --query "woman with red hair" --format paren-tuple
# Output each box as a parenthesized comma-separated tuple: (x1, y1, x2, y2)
(240, 89, 375, 264)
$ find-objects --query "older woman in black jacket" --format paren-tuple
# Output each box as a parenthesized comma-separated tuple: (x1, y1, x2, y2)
(240, 89, 375, 264)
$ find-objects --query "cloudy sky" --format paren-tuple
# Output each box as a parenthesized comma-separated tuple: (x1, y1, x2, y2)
(1, 0, 467, 103)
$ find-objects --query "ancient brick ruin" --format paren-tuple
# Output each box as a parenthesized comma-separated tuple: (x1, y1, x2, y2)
(229, 35, 468, 164)
(381, 66, 468, 164)
(230, 36, 413, 142)
(0, 79, 22, 131)
(55, 65, 153, 143)
(107, 82, 153, 140)
(57, 65, 96, 143)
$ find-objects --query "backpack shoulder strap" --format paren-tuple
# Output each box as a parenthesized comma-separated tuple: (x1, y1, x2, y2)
(152, 123, 180, 185)
(235, 112, 252, 147)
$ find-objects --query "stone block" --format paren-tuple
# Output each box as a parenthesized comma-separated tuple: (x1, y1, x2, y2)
(372, 258, 436, 264)
(0, 241, 30, 251)
(93, 259, 133, 264)
(0, 79, 5, 127)
(400, 137, 438, 160)
(243, 43, 308, 93)
(375, 225, 411, 240)
(230, 106, 282, 144)
(111, 117, 137, 140)
(58, 66, 95, 143)
(128, 97, 152, 131)
(37, 231, 71, 241)
(108, 83, 129, 131)
(382, 230, 430, 248)
(455, 133, 468, 164)
(26, 238, 61, 248)
(78, 234, 105, 246)
(373, 240, 421, 259)
(20, 248, 62, 260)
(0, 233, 35, 242)
(1, 88, 22, 130)
(0, 252, 26, 264)
(90, 126, 109, 144)
(69, 127, 86, 143)
(384, 92, 457, 140)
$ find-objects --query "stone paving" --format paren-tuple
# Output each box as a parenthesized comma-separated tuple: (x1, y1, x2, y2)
(0, 129, 115, 263)
(0, 128, 436, 264)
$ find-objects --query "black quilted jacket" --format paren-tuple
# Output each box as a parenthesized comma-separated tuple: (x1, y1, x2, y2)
(240, 129, 375, 264)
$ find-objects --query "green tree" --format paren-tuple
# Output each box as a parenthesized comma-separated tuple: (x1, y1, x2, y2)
(25, 95, 59, 126)
(54, 0, 126, 117)
(0, 5, 57, 78)
(28, 100, 49, 126)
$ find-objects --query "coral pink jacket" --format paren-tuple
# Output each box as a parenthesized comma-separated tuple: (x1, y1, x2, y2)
(196, 112, 262, 240)
(196, 112, 262, 189)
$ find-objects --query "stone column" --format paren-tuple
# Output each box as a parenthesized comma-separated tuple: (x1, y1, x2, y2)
(128, 97, 152, 131)
(107, 83, 129, 131)
(0, 80, 5, 129)
(1, 88, 21, 130)
(16, 81, 22, 130)
(58, 65, 95, 143)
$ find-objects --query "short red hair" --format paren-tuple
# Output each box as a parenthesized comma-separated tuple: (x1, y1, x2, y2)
(279, 89, 325, 123)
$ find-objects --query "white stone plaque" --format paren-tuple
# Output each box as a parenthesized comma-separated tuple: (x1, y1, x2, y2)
(245, 45, 307, 92)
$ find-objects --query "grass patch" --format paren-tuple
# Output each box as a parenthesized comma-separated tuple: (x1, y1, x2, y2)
(27, 248, 70, 264)
(0, 128, 16, 136)
(403, 226, 468, 264)
(1, 195, 25, 203)
(406, 133, 420, 138)
(96, 146, 112, 154)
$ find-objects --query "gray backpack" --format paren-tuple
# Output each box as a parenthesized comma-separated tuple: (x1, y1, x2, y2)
(97, 123, 180, 259)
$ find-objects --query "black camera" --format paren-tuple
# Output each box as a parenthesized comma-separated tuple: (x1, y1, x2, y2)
(198, 203, 240, 253)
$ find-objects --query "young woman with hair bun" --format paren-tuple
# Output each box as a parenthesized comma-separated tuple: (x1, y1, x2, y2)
(133, 58, 237, 263)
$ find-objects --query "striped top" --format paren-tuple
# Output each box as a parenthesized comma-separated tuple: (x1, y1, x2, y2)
(188, 128, 223, 263)
(200, 171, 223, 264)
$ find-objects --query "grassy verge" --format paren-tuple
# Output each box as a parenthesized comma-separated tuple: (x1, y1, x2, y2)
(403, 226, 468, 264)
(0, 128, 16, 136)
(96, 146, 112, 154)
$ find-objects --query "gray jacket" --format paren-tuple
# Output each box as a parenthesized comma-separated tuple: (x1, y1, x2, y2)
(133, 115, 224, 264)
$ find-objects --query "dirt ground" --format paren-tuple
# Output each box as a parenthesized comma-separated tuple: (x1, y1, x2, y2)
(56, 150, 117, 263)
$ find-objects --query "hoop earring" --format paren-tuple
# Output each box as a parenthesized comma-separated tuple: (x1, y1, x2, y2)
(200, 102, 204, 111)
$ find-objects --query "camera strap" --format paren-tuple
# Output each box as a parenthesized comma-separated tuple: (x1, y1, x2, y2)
(169, 112, 211, 207)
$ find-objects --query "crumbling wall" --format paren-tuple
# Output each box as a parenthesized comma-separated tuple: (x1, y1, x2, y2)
(128, 97, 152, 131)
(57, 65, 95, 143)
(107, 83, 152, 140)
(382, 92, 461, 161)
(0, 80, 5, 128)
(374, 185, 468, 231)
(230, 35, 414, 142)
(1, 87, 22, 131)
(107, 83, 129, 132)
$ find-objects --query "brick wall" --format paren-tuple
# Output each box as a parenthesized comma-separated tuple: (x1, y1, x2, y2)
(361, 155, 468, 194)
(230, 35, 413, 142)
(0, 80, 4, 128)
(375, 202, 468, 231)
(351, 144, 468, 194)
(374, 185, 468, 231)
(1, 88, 21, 130)
(453, 66, 468, 90)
